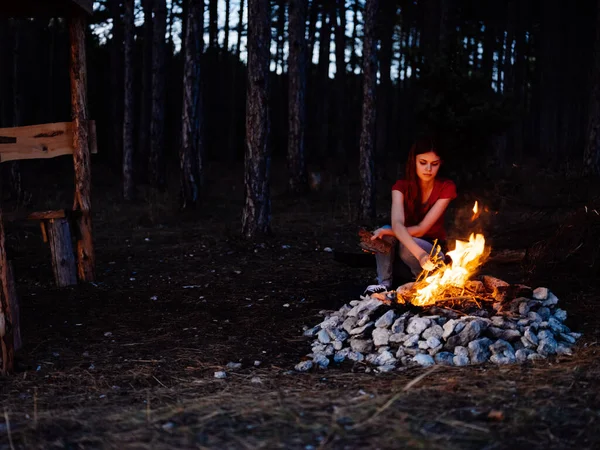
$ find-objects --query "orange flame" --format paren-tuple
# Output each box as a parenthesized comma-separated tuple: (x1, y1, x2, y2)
(411, 233, 487, 306)
(471, 201, 480, 221)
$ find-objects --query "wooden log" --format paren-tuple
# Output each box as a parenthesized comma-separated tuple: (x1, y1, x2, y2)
(69, 11, 95, 282)
(0, 207, 15, 374)
(0, 121, 97, 163)
(7, 262, 20, 351)
(46, 218, 77, 287)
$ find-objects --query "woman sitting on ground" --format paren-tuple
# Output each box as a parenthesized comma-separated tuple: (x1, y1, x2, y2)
(364, 138, 457, 295)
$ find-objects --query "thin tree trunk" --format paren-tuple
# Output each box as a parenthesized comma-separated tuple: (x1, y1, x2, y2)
(123, 0, 135, 200)
(350, 0, 359, 73)
(334, 0, 346, 163)
(149, 0, 168, 189)
(209, 0, 219, 50)
(69, 11, 96, 282)
(9, 19, 22, 205)
(236, 0, 245, 57)
(359, 0, 378, 220)
(316, 2, 332, 159)
(276, 1, 286, 72)
(307, 0, 320, 63)
(0, 207, 17, 374)
(224, 0, 231, 51)
(109, 0, 124, 165)
(139, 0, 154, 183)
(180, 0, 205, 208)
(242, 0, 271, 237)
(376, 1, 395, 171)
(287, 0, 308, 193)
(583, 0, 600, 175)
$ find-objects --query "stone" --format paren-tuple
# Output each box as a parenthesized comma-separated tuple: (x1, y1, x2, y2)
(295, 360, 313, 372)
(366, 353, 378, 364)
(490, 354, 516, 364)
(468, 338, 493, 364)
(413, 354, 435, 367)
(537, 307, 551, 321)
(524, 328, 539, 345)
(303, 325, 320, 337)
(317, 329, 331, 344)
(375, 310, 396, 328)
(542, 292, 559, 307)
(347, 351, 364, 362)
(532, 287, 549, 300)
(513, 340, 525, 351)
(528, 311, 543, 323)
(350, 338, 373, 353)
(226, 362, 242, 370)
(453, 354, 470, 366)
(454, 346, 469, 357)
(377, 364, 396, 373)
(342, 317, 358, 333)
(517, 318, 531, 327)
(442, 319, 458, 340)
(527, 353, 546, 361)
(350, 322, 374, 336)
(537, 330, 554, 341)
(553, 309, 567, 321)
(521, 336, 536, 349)
(334, 348, 350, 363)
(395, 347, 406, 358)
(515, 348, 534, 363)
(548, 317, 568, 334)
(423, 324, 444, 340)
(490, 339, 514, 355)
(446, 319, 489, 350)
(537, 338, 558, 356)
(389, 333, 407, 344)
(559, 333, 576, 344)
(418, 340, 429, 350)
(518, 302, 530, 315)
(346, 299, 383, 318)
(428, 344, 443, 356)
(357, 315, 371, 327)
(327, 328, 349, 342)
(406, 317, 432, 335)
(313, 353, 330, 368)
(333, 340, 343, 351)
(372, 328, 391, 347)
(434, 352, 455, 366)
(500, 329, 522, 342)
(556, 344, 573, 356)
(391, 314, 409, 334)
(426, 336, 441, 349)
(374, 350, 396, 366)
(320, 316, 342, 330)
(403, 334, 420, 348)
(487, 326, 504, 339)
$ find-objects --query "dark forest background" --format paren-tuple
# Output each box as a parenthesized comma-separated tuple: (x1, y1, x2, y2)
(1, 0, 599, 231)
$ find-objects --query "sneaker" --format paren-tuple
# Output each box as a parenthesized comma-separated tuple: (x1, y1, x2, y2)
(363, 284, 390, 296)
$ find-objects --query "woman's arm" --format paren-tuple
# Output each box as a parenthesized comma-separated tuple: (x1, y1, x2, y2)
(390, 191, 436, 270)
(407, 198, 452, 237)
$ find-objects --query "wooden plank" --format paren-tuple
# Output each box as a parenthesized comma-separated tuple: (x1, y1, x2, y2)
(0, 121, 97, 163)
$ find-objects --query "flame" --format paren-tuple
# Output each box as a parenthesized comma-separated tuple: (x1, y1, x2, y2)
(411, 233, 487, 306)
(471, 201, 480, 221)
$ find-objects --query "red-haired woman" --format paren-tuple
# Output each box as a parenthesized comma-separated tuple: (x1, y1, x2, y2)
(364, 138, 457, 295)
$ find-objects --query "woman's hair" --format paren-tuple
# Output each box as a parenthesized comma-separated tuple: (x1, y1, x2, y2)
(404, 137, 441, 220)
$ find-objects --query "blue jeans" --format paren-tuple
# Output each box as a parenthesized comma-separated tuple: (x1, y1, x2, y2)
(375, 235, 440, 288)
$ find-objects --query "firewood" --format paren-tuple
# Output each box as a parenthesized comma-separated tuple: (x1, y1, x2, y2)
(358, 229, 393, 254)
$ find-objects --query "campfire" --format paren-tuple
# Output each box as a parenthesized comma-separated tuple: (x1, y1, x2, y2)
(295, 204, 582, 372)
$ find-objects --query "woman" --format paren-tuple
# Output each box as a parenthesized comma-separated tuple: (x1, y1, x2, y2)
(364, 138, 457, 295)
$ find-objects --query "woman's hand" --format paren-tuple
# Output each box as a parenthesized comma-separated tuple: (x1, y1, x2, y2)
(371, 225, 392, 240)
(419, 253, 437, 271)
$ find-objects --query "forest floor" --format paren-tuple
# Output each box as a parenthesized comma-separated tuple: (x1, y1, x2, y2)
(1, 158, 600, 449)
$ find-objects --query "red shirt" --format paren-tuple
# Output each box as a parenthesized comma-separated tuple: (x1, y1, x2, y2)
(391, 178, 457, 241)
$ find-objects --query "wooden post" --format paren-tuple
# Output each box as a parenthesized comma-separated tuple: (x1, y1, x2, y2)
(46, 218, 77, 287)
(69, 11, 95, 281)
(0, 207, 17, 374)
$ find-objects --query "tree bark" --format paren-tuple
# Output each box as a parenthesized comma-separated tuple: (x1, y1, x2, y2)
(69, 11, 96, 282)
(9, 19, 23, 206)
(46, 218, 78, 287)
(307, 0, 320, 64)
(350, 0, 360, 73)
(123, 0, 135, 200)
(242, 0, 272, 237)
(236, 0, 245, 58)
(209, 0, 219, 49)
(333, 0, 346, 162)
(287, 0, 308, 193)
(276, 1, 286, 73)
(108, 0, 124, 165)
(359, 0, 378, 220)
(584, 0, 600, 175)
(0, 207, 17, 374)
(316, 2, 332, 158)
(224, 0, 231, 51)
(180, 0, 205, 208)
(138, 0, 154, 183)
(149, 0, 168, 189)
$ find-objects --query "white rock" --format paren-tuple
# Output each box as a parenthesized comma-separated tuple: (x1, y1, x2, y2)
(375, 310, 396, 328)
(532, 287, 549, 300)
(225, 362, 242, 370)
(372, 328, 391, 346)
(214, 371, 227, 379)
(413, 354, 435, 367)
(295, 361, 313, 372)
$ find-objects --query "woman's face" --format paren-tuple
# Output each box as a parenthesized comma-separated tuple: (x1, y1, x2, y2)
(415, 151, 441, 182)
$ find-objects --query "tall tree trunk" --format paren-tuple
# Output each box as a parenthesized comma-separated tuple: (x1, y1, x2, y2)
(139, 0, 154, 183)
(109, 0, 124, 166)
(421, 0, 440, 66)
(481, 11, 496, 87)
(242, 0, 271, 237)
(350, 0, 360, 73)
(316, 2, 332, 159)
(307, 0, 320, 63)
(9, 19, 22, 205)
(224, 0, 231, 51)
(359, 0, 378, 220)
(376, 1, 395, 172)
(149, 0, 168, 189)
(180, 0, 205, 208)
(236, 0, 245, 57)
(583, 0, 600, 175)
(276, 1, 286, 72)
(287, 0, 308, 193)
(123, 0, 135, 200)
(209, 0, 219, 49)
(334, 0, 346, 163)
